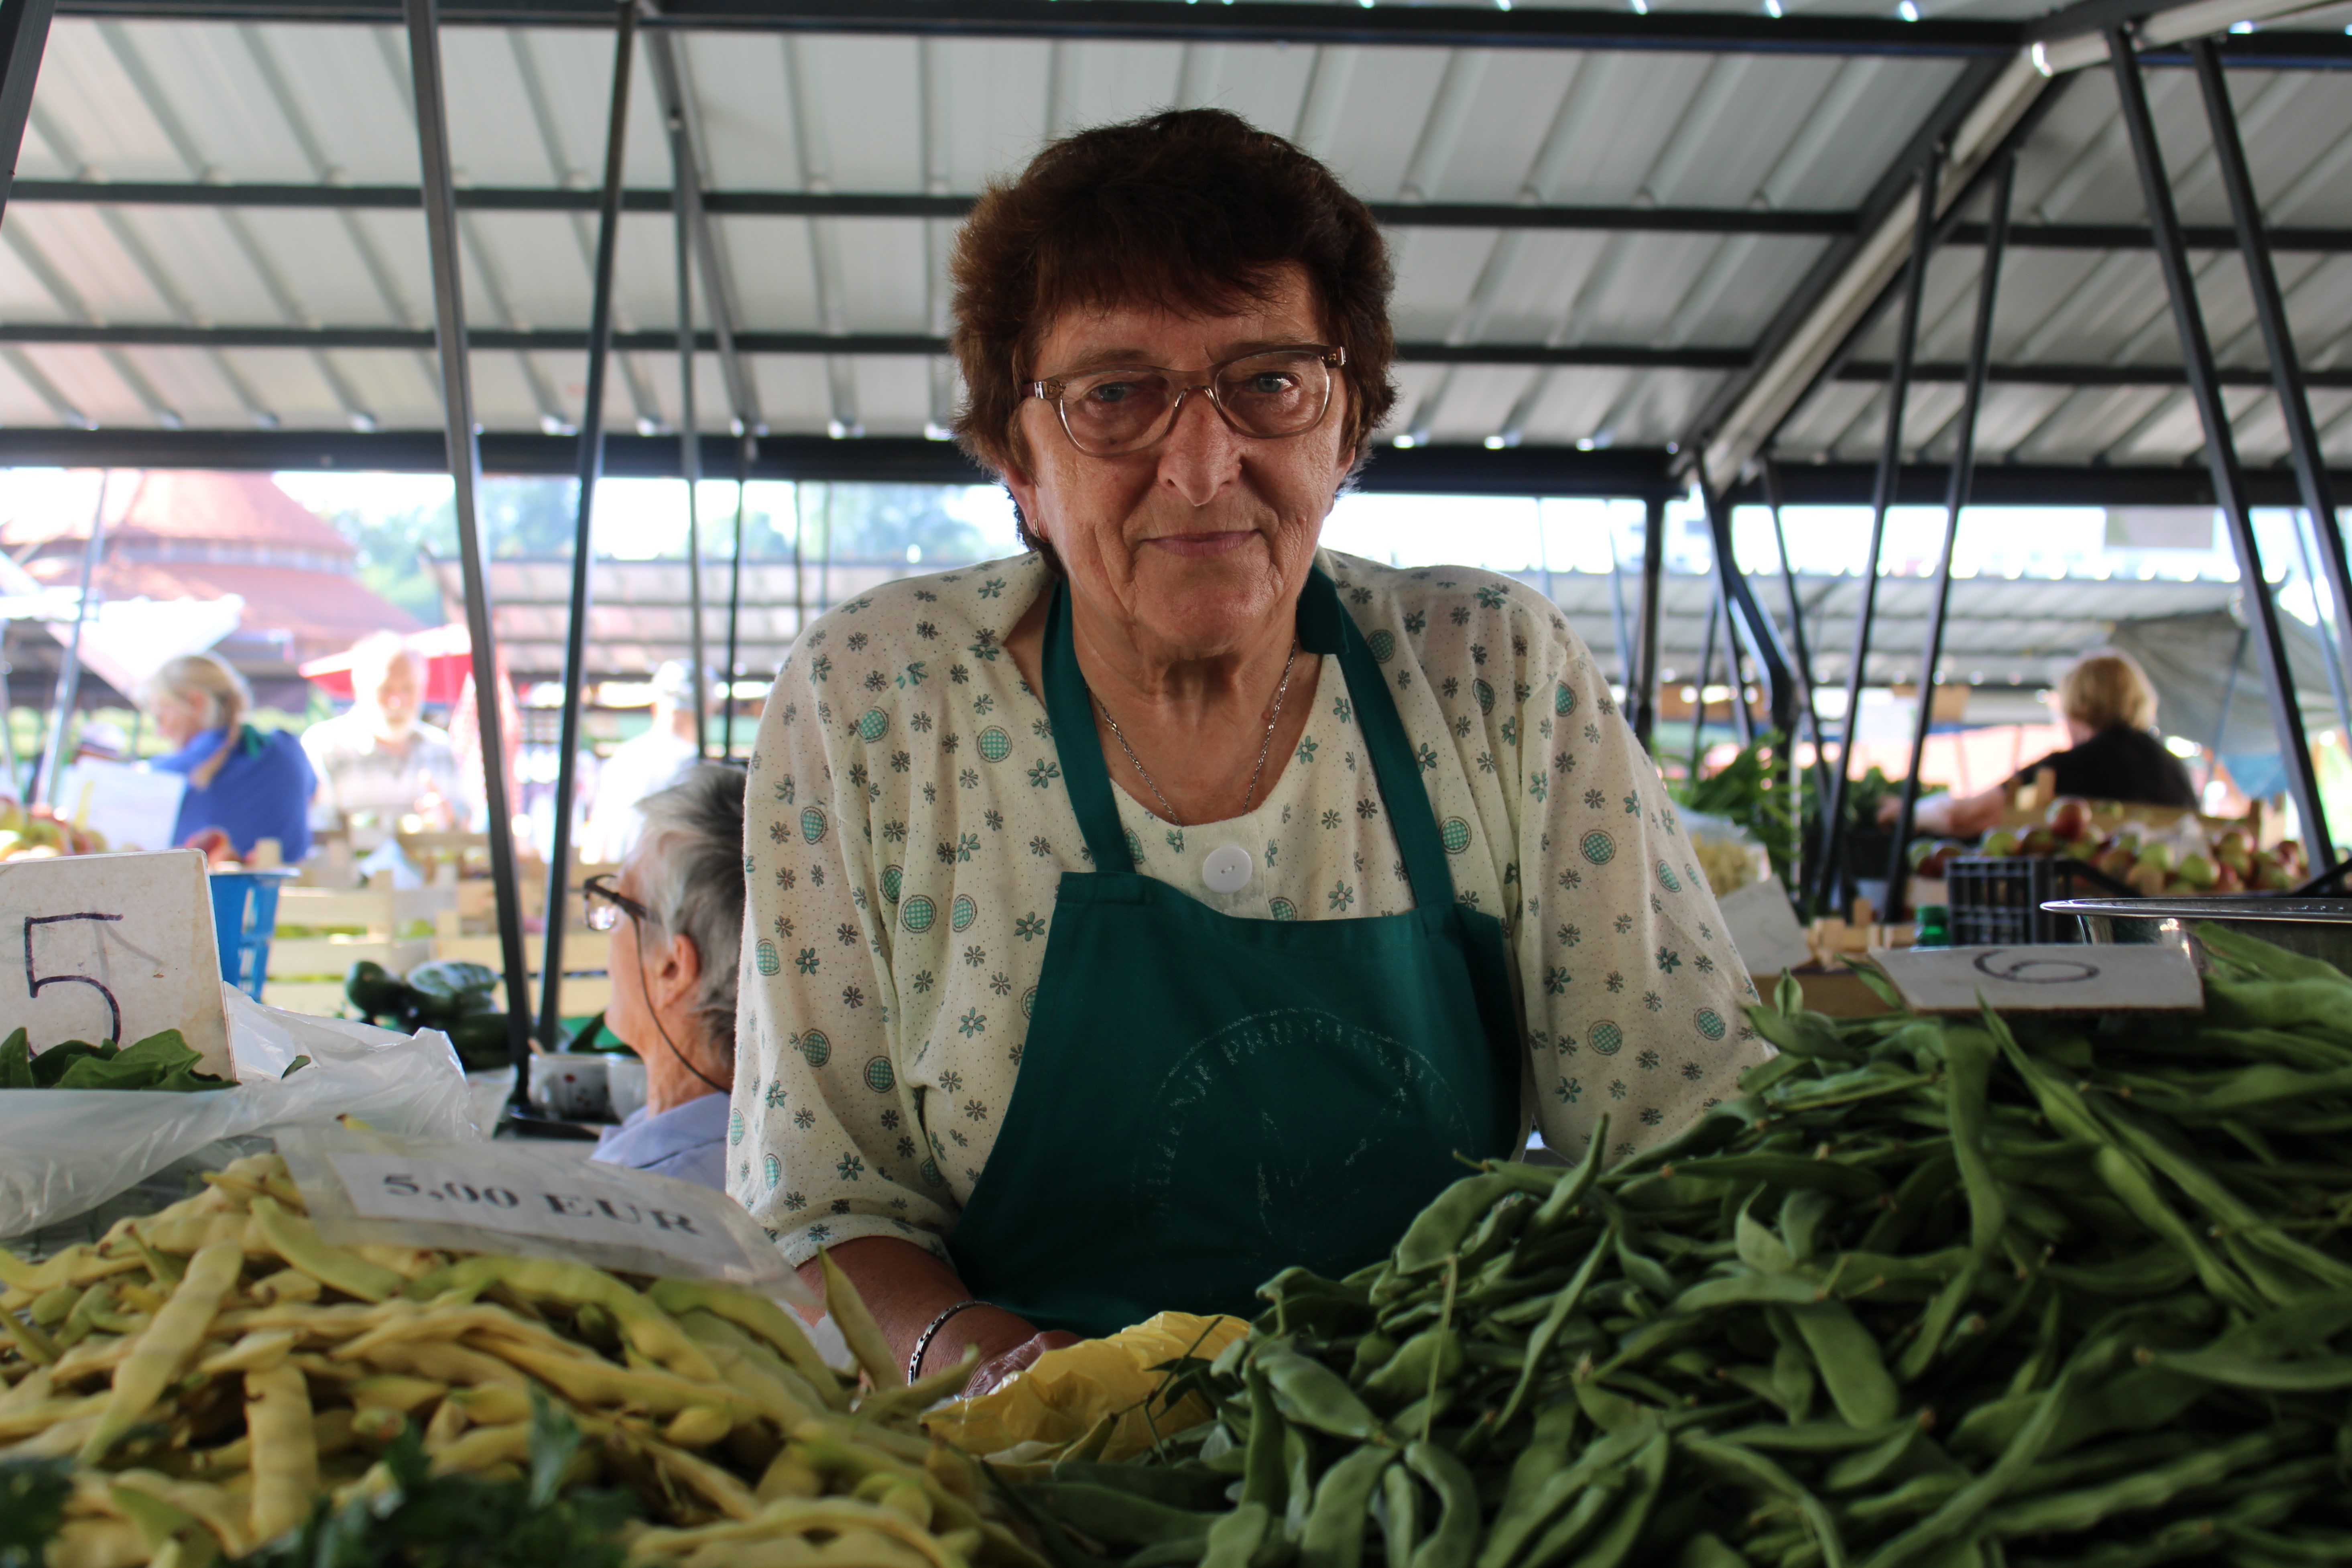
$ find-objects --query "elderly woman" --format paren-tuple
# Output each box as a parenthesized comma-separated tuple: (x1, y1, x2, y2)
(736, 110, 1764, 1394)
(587, 763, 745, 1190)
(142, 653, 314, 862)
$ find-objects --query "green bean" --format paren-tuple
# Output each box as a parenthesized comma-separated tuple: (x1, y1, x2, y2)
(1531, 1116, 1610, 1235)
(1679, 1434, 1848, 1568)
(1492, 1226, 1612, 1432)
(1025, 1483, 1216, 1547)
(1394, 1175, 1519, 1275)
(1379, 1463, 1421, 1568)
(1299, 1443, 1392, 1568)
(1401, 1441, 1476, 1568)
(1787, 1300, 1896, 1430)
(1982, 1424, 2311, 1538)
(1546, 1425, 1667, 1568)
(1200, 1503, 1270, 1568)
(1254, 1344, 1381, 1442)
(1240, 1365, 1285, 1513)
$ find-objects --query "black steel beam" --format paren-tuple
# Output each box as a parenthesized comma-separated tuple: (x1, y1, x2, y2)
(405, 0, 537, 1087)
(1842, 360, 2352, 389)
(4, 179, 1861, 236)
(48, 0, 2026, 56)
(1957, 221, 2352, 253)
(1679, 54, 2015, 488)
(2194, 35, 2352, 755)
(0, 320, 1755, 371)
(0, 0, 55, 221)
(1730, 460, 2352, 510)
(2111, 26, 2332, 867)
(1632, 495, 1667, 749)
(1888, 153, 2012, 912)
(536, 0, 634, 1052)
(1817, 155, 1938, 916)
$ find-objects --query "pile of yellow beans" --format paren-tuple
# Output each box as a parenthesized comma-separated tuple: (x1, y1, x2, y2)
(0, 1153, 1040, 1568)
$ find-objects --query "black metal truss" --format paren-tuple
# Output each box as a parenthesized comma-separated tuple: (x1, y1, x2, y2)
(50, 0, 2024, 57)
(1728, 460, 2352, 511)
(1840, 361, 2352, 390)
(23, 181, 2352, 255)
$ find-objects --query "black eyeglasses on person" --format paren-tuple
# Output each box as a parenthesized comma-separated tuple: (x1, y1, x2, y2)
(583, 873, 651, 933)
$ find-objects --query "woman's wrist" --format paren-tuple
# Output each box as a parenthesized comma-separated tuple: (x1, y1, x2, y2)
(915, 1302, 1035, 1381)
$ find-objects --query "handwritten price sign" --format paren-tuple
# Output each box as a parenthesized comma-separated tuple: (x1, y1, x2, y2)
(1873, 942, 2202, 1015)
(0, 849, 231, 1080)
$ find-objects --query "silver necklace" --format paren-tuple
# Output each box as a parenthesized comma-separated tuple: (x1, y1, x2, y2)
(1096, 640, 1301, 827)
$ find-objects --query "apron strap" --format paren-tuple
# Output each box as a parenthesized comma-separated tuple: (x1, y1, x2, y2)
(1039, 563, 1458, 905)
(1041, 576, 1135, 873)
(1302, 568, 1459, 912)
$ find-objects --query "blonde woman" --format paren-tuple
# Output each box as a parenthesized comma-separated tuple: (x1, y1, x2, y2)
(140, 653, 315, 861)
(1887, 650, 2197, 838)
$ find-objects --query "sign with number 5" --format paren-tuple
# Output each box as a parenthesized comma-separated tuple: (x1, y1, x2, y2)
(0, 848, 232, 1080)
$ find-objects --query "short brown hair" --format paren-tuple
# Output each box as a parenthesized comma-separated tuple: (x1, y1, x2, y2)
(2059, 650, 2158, 732)
(950, 108, 1396, 490)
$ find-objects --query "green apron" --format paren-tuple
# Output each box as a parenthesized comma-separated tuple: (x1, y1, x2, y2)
(944, 566, 1522, 1339)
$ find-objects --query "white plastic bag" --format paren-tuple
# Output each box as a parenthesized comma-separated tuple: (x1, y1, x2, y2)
(0, 985, 479, 1238)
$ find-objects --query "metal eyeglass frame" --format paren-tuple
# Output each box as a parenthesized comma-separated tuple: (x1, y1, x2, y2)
(1024, 343, 1346, 457)
(583, 872, 651, 933)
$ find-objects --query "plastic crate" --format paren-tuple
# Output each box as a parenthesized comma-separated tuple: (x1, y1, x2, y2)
(1946, 856, 2132, 946)
(209, 870, 296, 1000)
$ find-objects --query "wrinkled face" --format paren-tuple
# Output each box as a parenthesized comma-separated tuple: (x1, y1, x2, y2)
(604, 857, 653, 1049)
(1004, 266, 1354, 661)
(363, 655, 423, 739)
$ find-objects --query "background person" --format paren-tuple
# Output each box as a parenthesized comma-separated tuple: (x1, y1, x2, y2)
(142, 652, 315, 862)
(1887, 650, 2198, 838)
(304, 632, 460, 847)
(585, 762, 745, 1190)
(734, 109, 1763, 1397)
(581, 661, 714, 864)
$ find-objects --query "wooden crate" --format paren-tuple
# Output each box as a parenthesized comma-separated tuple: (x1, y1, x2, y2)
(266, 935, 433, 981)
(432, 931, 612, 974)
(273, 885, 456, 936)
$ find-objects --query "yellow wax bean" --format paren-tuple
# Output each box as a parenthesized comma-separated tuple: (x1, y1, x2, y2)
(243, 1363, 317, 1546)
(115, 1282, 169, 1315)
(0, 1393, 106, 1441)
(110, 1470, 251, 1559)
(248, 1199, 403, 1303)
(631, 1498, 959, 1568)
(853, 1346, 976, 1428)
(819, 1252, 903, 1389)
(51, 1333, 135, 1383)
(448, 1383, 532, 1426)
(313, 1407, 356, 1459)
(437, 1257, 720, 1383)
(755, 1450, 825, 1502)
(79, 1240, 243, 1462)
(123, 1226, 185, 1289)
(0, 1363, 55, 1414)
(647, 1279, 849, 1409)
(49, 1518, 146, 1568)
(479, 1340, 752, 1420)
(183, 1437, 250, 1477)
(428, 1419, 532, 1476)
(595, 1418, 760, 1521)
(345, 1375, 445, 1416)
(1, 1298, 59, 1364)
(195, 1331, 294, 1379)
(30, 1283, 78, 1327)
(126, 1215, 262, 1260)
(421, 1396, 469, 1451)
(664, 1405, 734, 1448)
(358, 1338, 528, 1389)
(247, 1270, 320, 1307)
(211, 1303, 395, 1344)
(2, 1411, 98, 1460)
(675, 1311, 822, 1429)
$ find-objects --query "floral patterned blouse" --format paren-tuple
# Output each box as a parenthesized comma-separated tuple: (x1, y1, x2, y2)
(730, 547, 1766, 1268)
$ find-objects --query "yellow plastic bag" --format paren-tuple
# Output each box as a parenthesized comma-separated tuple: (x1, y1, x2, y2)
(924, 1311, 1248, 1463)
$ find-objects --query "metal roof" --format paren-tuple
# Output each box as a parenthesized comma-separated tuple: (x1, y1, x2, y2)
(0, 0, 2339, 494)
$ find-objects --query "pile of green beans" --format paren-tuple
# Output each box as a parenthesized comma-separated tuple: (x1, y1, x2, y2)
(1014, 925, 2352, 1568)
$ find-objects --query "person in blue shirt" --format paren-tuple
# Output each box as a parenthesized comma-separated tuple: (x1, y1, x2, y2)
(142, 653, 315, 863)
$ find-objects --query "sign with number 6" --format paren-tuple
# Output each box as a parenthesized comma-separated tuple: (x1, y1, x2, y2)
(0, 848, 232, 1080)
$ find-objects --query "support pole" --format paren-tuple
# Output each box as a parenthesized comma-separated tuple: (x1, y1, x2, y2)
(1889, 153, 2015, 910)
(1816, 155, 1939, 914)
(1688, 588, 1720, 776)
(537, 0, 637, 1053)
(1763, 457, 1831, 816)
(406, 0, 535, 1082)
(0, 0, 57, 223)
(722, 432, 750, 756)
(671, 138, 708, 759)
(1631, 494, 1667, 750)
(35, 470, 107, 809)
(1606, 529, 1632, 691)
(2110, 27, 2333, 869)
(2192, 37, 2352, 748)
(1699, 482, 1794, 750)
(1721, 588, 1754, 748)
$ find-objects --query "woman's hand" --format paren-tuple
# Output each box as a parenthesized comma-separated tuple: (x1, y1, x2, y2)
(962, 1328, 1082, 1399)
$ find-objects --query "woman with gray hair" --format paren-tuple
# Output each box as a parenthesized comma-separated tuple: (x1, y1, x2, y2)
(585, 761, 746, 1189)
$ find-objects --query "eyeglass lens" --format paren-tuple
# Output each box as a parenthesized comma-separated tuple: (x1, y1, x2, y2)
(584, 878, 620, 931)
(1059, 350, 1331, 456)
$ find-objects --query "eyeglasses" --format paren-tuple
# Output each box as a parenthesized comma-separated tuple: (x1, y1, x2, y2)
(583, 873, 651, 933)
(1025, 344, 1344, 458)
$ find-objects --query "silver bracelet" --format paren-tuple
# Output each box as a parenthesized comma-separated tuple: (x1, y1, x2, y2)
(908, 1298, 989, 1385)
